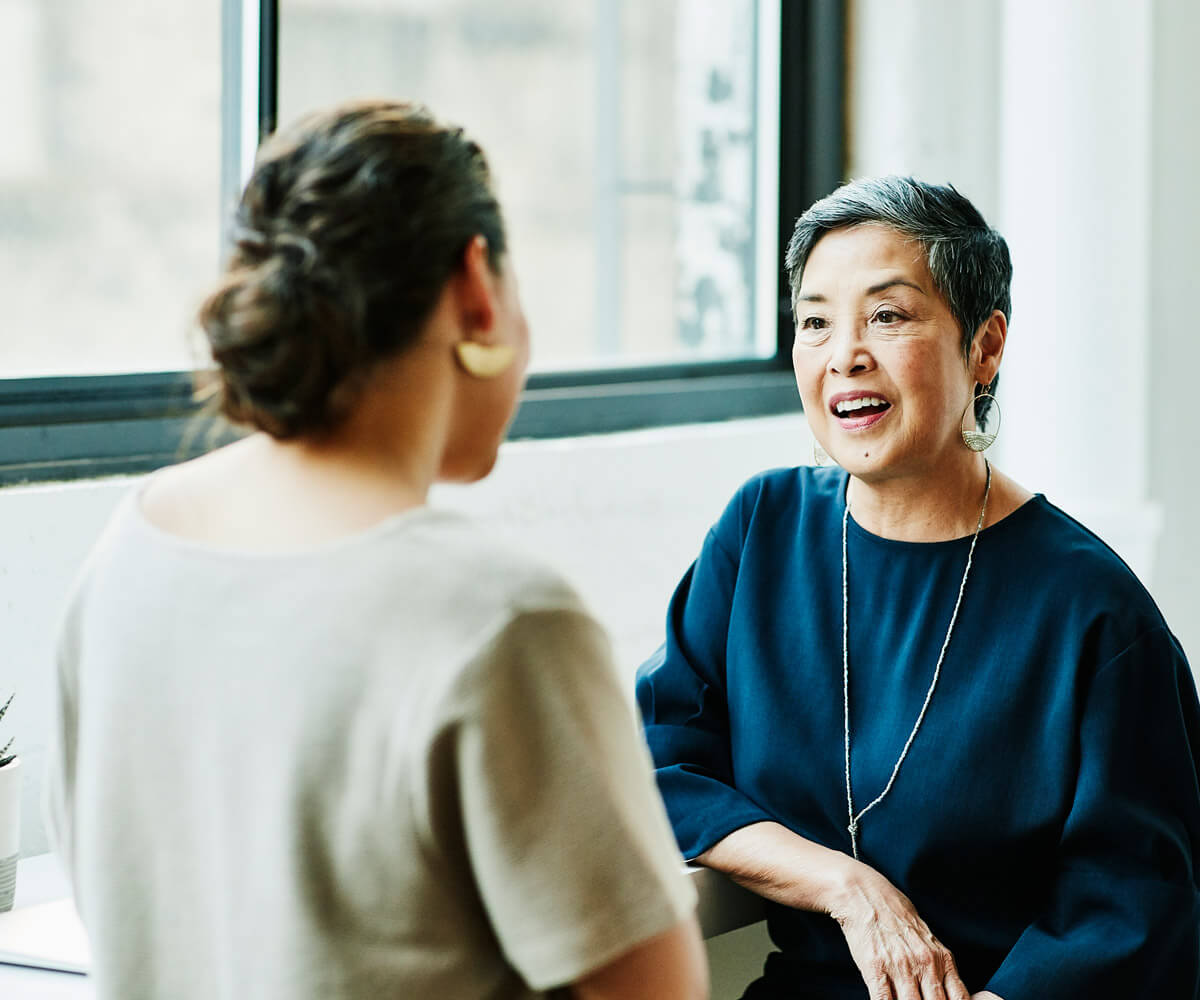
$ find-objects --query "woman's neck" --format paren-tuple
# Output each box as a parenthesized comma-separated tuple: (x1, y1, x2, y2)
(845, 453, 993, 543)
(286, 351, 453, 512)
(141, 351, 452, 551)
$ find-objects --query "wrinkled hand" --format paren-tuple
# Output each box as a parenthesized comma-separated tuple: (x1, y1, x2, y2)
(829, 863, 969, 1000)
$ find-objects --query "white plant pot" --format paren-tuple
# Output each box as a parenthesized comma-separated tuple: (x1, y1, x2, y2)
(0, 757, 22, 912)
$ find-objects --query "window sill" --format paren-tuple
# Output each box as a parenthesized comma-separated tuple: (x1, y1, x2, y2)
(0, 370, 801, 486)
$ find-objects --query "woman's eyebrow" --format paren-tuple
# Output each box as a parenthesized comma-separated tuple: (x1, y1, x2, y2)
(797, 279, 928, 303)
(866, 278, 927, 296)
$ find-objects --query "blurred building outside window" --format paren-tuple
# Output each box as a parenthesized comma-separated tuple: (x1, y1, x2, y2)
(279, 0, 780, 373)
(0, 0, 779, 380)
(0, 0, 221, 378)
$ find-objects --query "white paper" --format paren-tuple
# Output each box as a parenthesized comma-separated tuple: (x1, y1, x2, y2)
(0, 898, 91, 975)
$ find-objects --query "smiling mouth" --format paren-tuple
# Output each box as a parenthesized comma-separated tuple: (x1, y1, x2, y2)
(831, 396, 892, 419)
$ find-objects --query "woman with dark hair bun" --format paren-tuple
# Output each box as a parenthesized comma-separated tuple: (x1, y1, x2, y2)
(46, 100, 705, 1000)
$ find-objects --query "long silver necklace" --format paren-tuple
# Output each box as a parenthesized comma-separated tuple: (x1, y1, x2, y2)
(842, 460, 992, 860)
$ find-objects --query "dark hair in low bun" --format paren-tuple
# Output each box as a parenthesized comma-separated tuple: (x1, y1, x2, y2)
(198, 99, 508, 438)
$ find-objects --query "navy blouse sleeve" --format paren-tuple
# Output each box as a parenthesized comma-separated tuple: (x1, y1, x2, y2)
(635, 482, 776, 860)
(986, 626, 1200, 999)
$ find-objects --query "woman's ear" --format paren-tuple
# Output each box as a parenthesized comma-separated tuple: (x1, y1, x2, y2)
(454, 235, 498, 340)
(450, 236, 515, 378)
(972, 309, 1007, 386)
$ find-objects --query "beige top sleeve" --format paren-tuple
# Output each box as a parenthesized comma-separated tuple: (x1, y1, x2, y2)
(425, 606, 697, 992)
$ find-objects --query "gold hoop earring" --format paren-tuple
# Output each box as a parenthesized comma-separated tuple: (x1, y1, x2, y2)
(455, 342, 515, 379)
(961, 391, 1001, 451)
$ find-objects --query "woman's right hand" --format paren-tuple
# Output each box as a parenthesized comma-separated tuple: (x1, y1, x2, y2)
(699, 823, 968, 1000)
(828, 861, 969, 1000)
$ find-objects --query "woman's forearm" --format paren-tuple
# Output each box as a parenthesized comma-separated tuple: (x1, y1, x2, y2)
(704, 822, 974, 1000)
(695, 820, 855, 916)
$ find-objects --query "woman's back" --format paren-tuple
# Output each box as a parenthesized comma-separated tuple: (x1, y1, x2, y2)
(51, 475, 694, 999)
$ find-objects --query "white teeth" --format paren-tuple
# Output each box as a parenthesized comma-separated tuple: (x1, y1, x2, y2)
(834, 396, 887, 415)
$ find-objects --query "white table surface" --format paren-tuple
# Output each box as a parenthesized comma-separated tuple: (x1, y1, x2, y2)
(0, 855, 94, 998)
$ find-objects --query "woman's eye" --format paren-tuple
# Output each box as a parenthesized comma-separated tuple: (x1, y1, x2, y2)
(873, 309, 903, 324)
(801, 316, 827, 330)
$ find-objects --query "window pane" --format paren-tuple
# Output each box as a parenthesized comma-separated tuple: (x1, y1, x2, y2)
(0, 0, 220, 377)
(278, 0, 779, 373)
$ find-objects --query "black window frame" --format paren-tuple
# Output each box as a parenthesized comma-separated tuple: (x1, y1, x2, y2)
(0, 0, 844, 487)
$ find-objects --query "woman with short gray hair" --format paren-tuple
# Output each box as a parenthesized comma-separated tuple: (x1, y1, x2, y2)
(638, 176, 1200, 999)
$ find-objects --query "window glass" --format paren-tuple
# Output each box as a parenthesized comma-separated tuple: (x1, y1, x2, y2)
(0, 0, 220, 377)
(279, 0, 779, 373)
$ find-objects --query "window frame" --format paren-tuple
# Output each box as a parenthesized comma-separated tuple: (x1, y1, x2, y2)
(0, 0, 844, 486)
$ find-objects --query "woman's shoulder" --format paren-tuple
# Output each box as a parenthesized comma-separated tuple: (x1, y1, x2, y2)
(416, 514, 588, 620)
(998, 494, 1173, 647)
(1011, 496, 1149, 585)
(732, 462, 842, 498)
(411, 521, 614, 722)
(721, 463, 843, 520)
(55, 485, 144, 644)
(709, 463, 845, 547)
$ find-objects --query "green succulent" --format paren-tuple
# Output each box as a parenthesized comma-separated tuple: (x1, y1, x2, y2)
(0, 694, 14, 769)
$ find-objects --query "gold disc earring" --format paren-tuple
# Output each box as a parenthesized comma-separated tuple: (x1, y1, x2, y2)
(961, 390, 1001, 451)
(454, 342, 515, 379)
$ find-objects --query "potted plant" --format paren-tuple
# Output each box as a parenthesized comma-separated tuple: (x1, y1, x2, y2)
(0, 694, 19, 912)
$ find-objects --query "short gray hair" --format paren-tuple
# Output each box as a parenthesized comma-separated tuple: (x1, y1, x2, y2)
(784, 176, 1011, 427)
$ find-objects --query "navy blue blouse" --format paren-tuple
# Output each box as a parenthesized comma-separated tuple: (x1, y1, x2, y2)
(636, 466, 1200, 1000)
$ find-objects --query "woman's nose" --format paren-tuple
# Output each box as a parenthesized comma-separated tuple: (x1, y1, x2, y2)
(827, 325, 873, 375)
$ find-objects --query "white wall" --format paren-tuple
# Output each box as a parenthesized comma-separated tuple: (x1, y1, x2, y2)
(847, 0, 1003, 219)
(1148, 0, 1200, 659)
(0, 476, 131, 854)
(848, 0, 1200, 661)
